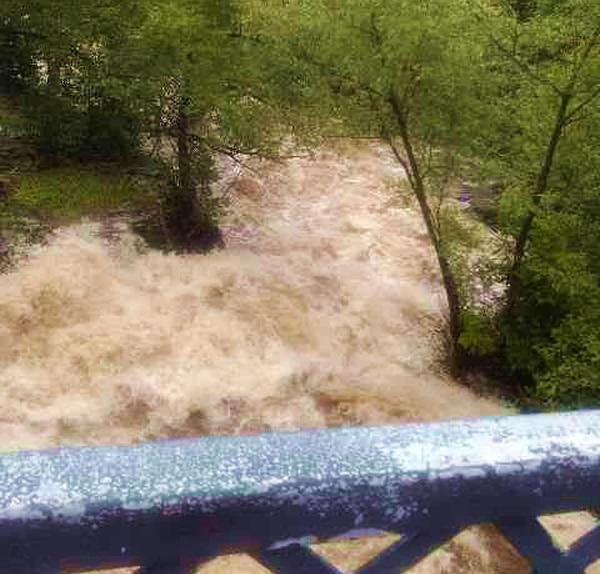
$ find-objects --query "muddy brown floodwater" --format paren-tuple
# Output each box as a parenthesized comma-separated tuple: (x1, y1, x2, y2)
(1, 141, 596, 572)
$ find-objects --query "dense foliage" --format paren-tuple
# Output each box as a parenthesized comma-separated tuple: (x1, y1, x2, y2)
(1, 0, 599, 407)
(477, 0, 600, 407)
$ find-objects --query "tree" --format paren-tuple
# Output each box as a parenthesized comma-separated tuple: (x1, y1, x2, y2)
(0, 0, 144, 158)
(108, 0, 325, 249)
(1, 0, 322, 247)
(474, 0, 600, 403)
(282, 0, 491, 373)
(0, 14, 37, 95)
(479, 0, 600, 316)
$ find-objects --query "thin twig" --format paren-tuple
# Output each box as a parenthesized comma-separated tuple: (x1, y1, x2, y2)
(470, 0, 563, 95)
(565, 84, 600, 123)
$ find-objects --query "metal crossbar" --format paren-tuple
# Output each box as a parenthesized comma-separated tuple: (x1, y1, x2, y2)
(1, 410, 600, 573)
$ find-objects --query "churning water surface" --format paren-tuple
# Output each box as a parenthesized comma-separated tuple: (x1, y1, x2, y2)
(4, 142, 592, 573)
(0, 142, 503, 450)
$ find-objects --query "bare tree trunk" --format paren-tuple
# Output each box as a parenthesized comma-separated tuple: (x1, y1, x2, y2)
(177, 97, 193, 194)
(47, 56, 61, 94)
(172, 95, 199, 237)
(504, 26, 599, 316)
(388, 95, 462, 376)
(505, 92, 571, 316)
(160, 85, 222, 251)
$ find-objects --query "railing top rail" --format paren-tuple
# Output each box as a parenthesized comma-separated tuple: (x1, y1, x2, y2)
(1, 410, 600, 571)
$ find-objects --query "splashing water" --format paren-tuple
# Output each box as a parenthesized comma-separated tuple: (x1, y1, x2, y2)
(9, 142, 594, 574)
(0, 142, 503, 451)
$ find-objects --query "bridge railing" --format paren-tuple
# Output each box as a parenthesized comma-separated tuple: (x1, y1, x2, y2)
(1, 410, 600, 573)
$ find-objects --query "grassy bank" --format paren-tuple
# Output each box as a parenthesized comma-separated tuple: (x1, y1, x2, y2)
(5, 168, 153, 221)
(0, 165, 158, 271)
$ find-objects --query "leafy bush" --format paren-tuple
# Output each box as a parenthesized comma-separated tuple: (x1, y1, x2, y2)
(0, 20, 37, 95)
(460, 311, 499, 356)
(502, 207, 600, 408)
(82, 97, 141, 160)
(24, 91, 140, 161)
(497, 184, 533, 236)
(25, 93, 88, 159)
(533, 311, 600, 408)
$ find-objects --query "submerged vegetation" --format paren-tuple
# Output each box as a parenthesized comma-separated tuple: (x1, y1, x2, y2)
(1, 0, 599, 409)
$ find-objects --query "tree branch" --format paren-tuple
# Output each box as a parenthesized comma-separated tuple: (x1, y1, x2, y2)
(385, 134, 415, 188)
(565, 84, 600, 123)
(487, 32, 563, 96)
(470, 1, 563, 95)
(567, 25, 600, 92)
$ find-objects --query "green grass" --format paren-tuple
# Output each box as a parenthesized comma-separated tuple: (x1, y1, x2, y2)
(8, 169, 154, 220)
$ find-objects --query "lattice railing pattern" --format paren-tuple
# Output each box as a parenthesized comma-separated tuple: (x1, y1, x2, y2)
(1, 411, 600, 573)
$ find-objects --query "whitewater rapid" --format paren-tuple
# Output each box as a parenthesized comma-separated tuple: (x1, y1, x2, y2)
(9, 142, 594, 574)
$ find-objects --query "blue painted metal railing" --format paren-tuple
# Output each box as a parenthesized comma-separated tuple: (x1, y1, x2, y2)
(1, 410, 600, 573)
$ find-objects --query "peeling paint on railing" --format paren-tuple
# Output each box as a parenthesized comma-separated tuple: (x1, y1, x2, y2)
(1, 411, 600, 573)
